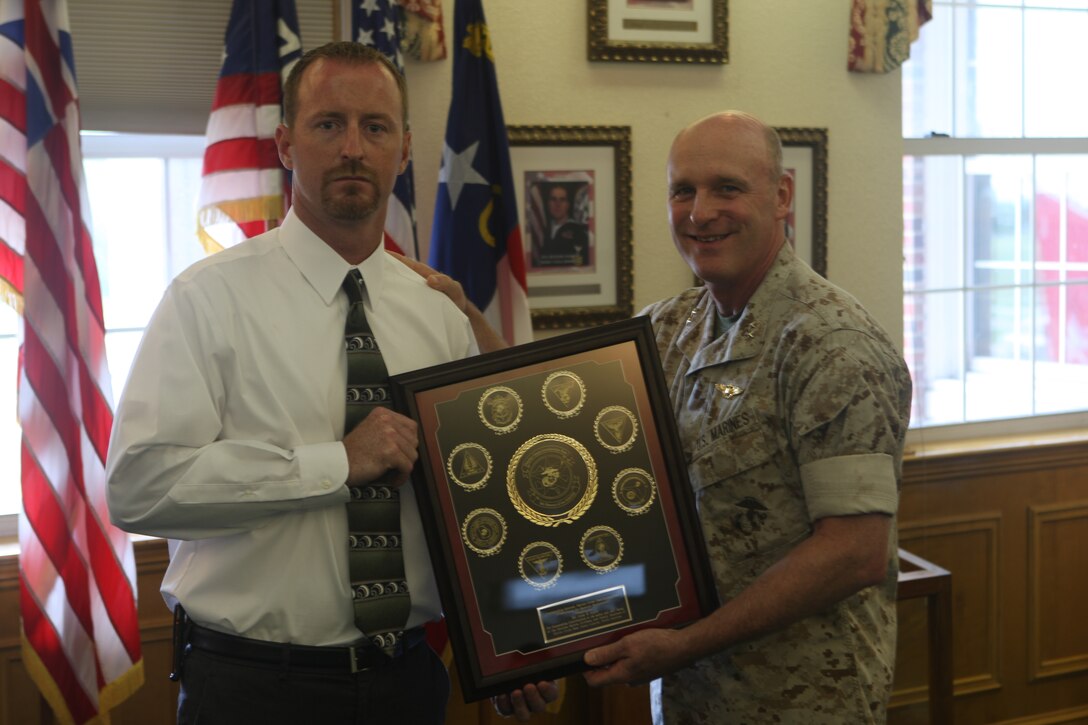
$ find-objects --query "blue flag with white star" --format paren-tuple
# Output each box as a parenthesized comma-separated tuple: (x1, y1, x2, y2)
(352, 0, 419, 258)
(429, 0, 532, 345)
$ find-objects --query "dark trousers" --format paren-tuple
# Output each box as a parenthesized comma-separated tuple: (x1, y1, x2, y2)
(177, 637, 450, 725)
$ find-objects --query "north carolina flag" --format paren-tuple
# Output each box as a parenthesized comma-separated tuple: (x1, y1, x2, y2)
(197, 0, 302, 253)
(429, 0, 532, 346)
(0, 0, 144, 721)
(352, 0, 418, 258)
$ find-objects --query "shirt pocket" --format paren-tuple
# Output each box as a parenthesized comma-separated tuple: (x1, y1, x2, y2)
(689, 424, 808, 568)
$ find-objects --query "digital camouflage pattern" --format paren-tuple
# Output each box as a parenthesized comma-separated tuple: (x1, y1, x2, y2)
(642, 243, 912, 724)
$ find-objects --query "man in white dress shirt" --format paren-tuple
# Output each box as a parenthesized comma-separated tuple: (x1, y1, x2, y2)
(106, 42, 554, 724)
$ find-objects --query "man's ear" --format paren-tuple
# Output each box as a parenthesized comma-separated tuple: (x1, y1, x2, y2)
(275, 124, 294, 170)
(776, 171, 795, 220)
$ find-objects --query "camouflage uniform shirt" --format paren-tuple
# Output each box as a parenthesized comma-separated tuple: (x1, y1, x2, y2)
(641, 243, 912, 724)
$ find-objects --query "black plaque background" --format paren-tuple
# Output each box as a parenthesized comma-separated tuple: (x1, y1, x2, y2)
(391, 317, 717, 702)
(433, 355, 678, 654)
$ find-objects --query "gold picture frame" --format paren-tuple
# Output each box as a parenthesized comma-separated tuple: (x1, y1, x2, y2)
(588, 0, 729, 64)
(778, 127, 828, 278)
(507, 125, 633, 330)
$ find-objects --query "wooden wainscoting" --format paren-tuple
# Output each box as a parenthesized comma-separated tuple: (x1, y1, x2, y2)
(890, 434, 1088, 725)
(3, 433, 1087, 724)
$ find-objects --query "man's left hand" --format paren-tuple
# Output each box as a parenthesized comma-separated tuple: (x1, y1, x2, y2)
(491, 680, 560, 721)
(583, 628, 694, 688)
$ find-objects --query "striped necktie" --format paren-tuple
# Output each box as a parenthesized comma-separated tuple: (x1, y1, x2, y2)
(342, 269, 410, 653)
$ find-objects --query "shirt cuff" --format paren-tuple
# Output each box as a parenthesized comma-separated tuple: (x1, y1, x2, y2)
(800, 453, 899, 520)
(295, 440, 351, 496)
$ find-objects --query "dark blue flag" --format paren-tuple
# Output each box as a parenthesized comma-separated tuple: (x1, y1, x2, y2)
(429, 0, 531, 344)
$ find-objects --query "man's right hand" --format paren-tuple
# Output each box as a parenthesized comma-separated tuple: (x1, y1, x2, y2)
(343, 407, 418, 487)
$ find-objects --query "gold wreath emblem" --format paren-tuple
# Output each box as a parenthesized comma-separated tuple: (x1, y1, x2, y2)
(507, 434, 597, 527)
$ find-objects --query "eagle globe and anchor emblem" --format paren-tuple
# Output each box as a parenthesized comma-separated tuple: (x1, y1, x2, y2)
(507, 433, 597, 527)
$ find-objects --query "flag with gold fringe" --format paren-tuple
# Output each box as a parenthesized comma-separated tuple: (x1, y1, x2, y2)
(197, 0, 302, 253)
(0, 0, 144, 721)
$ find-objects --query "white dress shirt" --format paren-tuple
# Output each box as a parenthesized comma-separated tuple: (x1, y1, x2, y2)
(106, 209, 477, 646)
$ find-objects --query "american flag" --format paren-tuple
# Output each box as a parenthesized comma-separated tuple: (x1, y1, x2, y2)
(429, 0, 532, 345)
(197, 0, 302, 253)
(352, 0, 419, 259)
(0, 1, 143, 722)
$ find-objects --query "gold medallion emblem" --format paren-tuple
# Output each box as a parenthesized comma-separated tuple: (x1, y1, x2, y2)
(611, 468, 657, 516)
(593, 405, 639, 453)
(478, 385, 523, 434)
(462, 508, 507, 557)
(541, 370, 587, 419)
(507, 434, 597, 527)
(580, 525, 624, 573)
(447, 442, 492, 491)
(518, 541, 563, 589)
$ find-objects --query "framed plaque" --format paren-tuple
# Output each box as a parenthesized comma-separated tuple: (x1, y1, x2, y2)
(390, 317, 717, 702)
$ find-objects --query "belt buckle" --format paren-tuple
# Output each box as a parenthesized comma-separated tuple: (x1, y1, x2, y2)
(348, 644, 368, 674)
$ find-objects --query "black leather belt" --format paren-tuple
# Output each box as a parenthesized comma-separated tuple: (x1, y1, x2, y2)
(187, 624, 427, 674)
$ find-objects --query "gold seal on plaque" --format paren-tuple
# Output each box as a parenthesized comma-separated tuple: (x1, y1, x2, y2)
(518, 541, 563, 589)
(478, 386, 523, 434)
(593, 406, 639, 453)
(507, 433, 597, 527)
(580, 525, 624, 573)
(447, 443, 492, 491)
(611, 468, 657, 516)
(462, 508, 507, 557)
(541, 370, 586, 419)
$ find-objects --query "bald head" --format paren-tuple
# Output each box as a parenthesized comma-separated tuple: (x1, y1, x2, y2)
(671, 111, 784, 183)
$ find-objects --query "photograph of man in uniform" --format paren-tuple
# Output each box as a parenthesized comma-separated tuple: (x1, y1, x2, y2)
(527, 177, 594, 269)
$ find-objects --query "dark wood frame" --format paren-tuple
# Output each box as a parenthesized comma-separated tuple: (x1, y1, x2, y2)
(391, 317, 717, 701)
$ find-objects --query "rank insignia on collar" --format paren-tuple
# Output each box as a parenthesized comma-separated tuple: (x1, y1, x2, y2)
(715, 383, 743, 399)
(742, 321, 761, 339)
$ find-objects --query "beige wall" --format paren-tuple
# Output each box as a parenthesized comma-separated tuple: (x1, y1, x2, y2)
(404, 1, 905, 341)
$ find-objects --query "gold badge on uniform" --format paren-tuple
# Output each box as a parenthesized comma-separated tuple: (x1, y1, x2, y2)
(715, 383, 743, 399)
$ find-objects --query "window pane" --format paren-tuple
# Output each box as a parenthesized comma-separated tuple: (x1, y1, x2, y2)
(965, 155, 1033, 288)
(167, 157, 207, 276)
(966, 288, 1035, 421)
(1025, 9, 1088, 136)
(903, 4, 954, 138)
(1035, 155, 1088, 268)
(1034, 279, 1088, 413)
(955, 5, 1024, 137)
(908, 155, 965, 292)
(84, 158, 170, 331)
(908, 289, 966, 426)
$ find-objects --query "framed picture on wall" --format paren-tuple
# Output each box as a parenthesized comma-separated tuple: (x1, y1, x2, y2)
(778, 127, 828, 278)
(587, 0, 728, 64)
(508, 125, 633, 330)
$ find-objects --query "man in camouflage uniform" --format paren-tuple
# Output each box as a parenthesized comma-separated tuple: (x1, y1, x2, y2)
(406, 110, 911, 722)
(582, 111, 912, 724)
